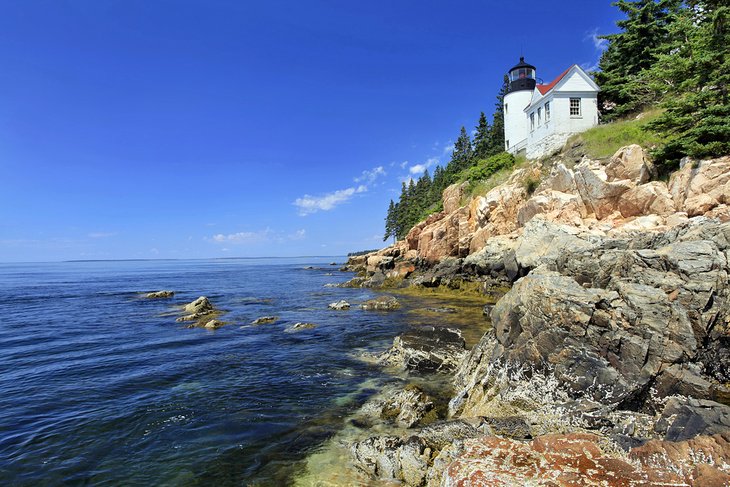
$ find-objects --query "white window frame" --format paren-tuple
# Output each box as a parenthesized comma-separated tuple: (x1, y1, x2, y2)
(530, 112, 535, 131)
(505, 103, 508, 114)
(537, 107, 542, 125)
(545, 102, 551, 122)
(570, 98, 582, 117)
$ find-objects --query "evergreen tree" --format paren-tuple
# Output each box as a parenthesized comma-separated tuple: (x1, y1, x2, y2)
(486, 75, 509, 155)
(450, 126, 473, 175)
(648, 4, 730, 166)
(595, 0, 683, 121)
(431, 165, 447, 202)
(473, 112, 491, 159)
(383, 199, 396, 242)
(394, 182, 408, 239)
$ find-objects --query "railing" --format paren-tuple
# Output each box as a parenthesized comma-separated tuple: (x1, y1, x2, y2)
(508, 139, 527, 154)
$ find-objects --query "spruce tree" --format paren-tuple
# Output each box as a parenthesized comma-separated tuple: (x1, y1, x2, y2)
(450, 126, 473, 174)
(648, 4, 730, 166)
(595, 0, 683, 121)
(473, 112, 491, 159)
(486, 75, 509, 155)
(395, 182, 408, 240)
(383, 199, 396, 242)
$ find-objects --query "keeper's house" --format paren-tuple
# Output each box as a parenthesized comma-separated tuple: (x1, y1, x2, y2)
(503, 57, 599, 159)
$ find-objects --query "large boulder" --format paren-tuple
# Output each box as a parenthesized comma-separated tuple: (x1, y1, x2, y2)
(359, 384, 436, 428)
(669, 156, 730, 214)
(655, 397, 730, 442)
(517, 190, 587, 227)
(574, 160, 634, 219)
(350, 420, 484, 486)
(605, 144, 657, 184)
(378, 326, 467, 373)
(541, 162, 576, 193)
(489, 266, 697, 406)
(442, 181, 469, 214)
(618, 181, 676, 218)
(183, 296, 213, 314)
(177, 296, 222, 326)
(350, 435, 430, 486)
(473, 179, 527, 232)
(512, 217, 600, 272)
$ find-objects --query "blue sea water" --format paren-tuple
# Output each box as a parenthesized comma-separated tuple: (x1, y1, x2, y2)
(0, 258, 487, 485)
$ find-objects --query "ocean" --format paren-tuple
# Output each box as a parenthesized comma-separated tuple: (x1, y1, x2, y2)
(0, 258, 486, 485)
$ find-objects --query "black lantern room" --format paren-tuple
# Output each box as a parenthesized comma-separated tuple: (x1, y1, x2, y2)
(507, 57, 536, 93)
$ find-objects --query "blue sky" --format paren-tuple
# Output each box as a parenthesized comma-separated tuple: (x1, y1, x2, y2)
(0, 1, 620, 262)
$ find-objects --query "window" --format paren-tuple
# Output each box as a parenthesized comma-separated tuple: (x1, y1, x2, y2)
(505, 103, 508, 114)
(537, 107, 542, 125)
(530, 112, 535, 131)
(545, 102, 551, 121)
(570, 98, 581, 117)
(506, 140, 510, 150)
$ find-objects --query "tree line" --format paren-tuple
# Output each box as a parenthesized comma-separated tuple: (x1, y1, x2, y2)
(596, 0, 729, 166)
(383, 77, 511, 242)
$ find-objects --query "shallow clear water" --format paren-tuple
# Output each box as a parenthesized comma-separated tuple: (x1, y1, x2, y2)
(0, 258, 488, 486)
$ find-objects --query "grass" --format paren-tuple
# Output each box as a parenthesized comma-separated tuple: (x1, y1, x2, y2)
(467, 153, 530, 199)
(568, 109, 667, 160)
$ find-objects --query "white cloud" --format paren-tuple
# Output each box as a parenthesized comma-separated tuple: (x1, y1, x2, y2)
(442, 141, 455, 156)
(354, 166, 386, 184)
(582, 29, 608, 73)
(88, 232, 116, 239)
(399, 160, 409, 169)
(208, 227, 307, 245)
(409, 164, 427, 175)
(586, 29, 608, 51)
(294, 186, 367, 215)
(211, 228, 272, 243)
(408, 157, 439, 175)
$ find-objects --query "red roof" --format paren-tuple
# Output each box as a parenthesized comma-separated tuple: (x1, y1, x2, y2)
(535, 65, 574, 95)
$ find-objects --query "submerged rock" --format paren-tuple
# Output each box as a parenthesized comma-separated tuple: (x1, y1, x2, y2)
(251, 316, 278, 325)
(361, 295, 401, 310)
(203, 319, 223, 329)
(145, 290, 174, 299)
(328, 300, 350, 310)
(359, 384, 436, 429)
(288, 322, 317, 331)
(378, 326, 466, 373)
(424, 307, 457, 314)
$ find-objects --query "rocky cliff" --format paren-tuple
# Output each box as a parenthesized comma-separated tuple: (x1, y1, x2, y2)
(338, 145, 730, 485)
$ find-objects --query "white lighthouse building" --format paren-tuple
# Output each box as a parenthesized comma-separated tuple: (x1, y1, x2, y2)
(503, 57, 600, 159)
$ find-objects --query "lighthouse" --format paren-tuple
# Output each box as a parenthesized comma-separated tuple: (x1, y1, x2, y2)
(503, 57, 536, 153)
(501, 56, 600, 158)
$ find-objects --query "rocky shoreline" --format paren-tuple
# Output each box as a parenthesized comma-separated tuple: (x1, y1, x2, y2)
(300, 146, 730, 485)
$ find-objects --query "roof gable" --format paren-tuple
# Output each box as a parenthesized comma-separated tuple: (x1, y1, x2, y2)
(536, 66, 572, 95)
(536, 65, 599, 97)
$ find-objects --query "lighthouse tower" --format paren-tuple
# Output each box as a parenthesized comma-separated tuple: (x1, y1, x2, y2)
(503, 57, 536, 153)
